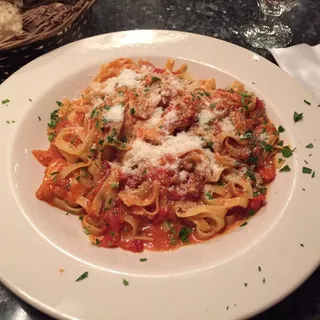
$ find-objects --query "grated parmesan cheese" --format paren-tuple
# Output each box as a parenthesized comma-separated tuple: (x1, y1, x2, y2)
(163, 109, 178, 125)
(198, 109, 214, 126)
(259, 131, 268, 142)
(179, 170, 188, 181)
(101, 69, 142, 94)
(102, 104, 124, 123)
(145, 108, 163, 128)
(219, 117, 235, 132)
(122, 132, 204, 174)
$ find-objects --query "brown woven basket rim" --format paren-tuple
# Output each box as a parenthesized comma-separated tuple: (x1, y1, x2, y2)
(0, 0, 96, 51)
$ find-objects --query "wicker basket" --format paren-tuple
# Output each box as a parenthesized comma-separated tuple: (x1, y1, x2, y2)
(0, 0, 96, 83)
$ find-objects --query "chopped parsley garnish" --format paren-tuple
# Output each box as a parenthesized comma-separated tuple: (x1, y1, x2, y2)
(278, 125, 285, 133)
(95, 238, 100, 245)
(130, 108, 135, 115)
(302, 167, 312, 174)
(260, 141, 273, 152)
(305, 143, 313, 149)
(280, 165, 291, 172)
(281, 146, 293, 158)
(143, 168, 147, 175)
(95, 120, 100, 128)
(240, 130, 253, 140)
(209, 103, 216, 109)
(83, 227, 90, 235)
(203, 91, 211, 97)
(56, 101, 63, 107)
(48, 132, 56, 142)
(205, 191, 213, 200)
(110, 231, 116, 236)
(38, 116, 41, 121)
(118, 91, 124, 96)
(303, 99, 311, 105)
(75, 271, 88, 282)
(178, 227, 192, 243)
(247, 209, 255, 217)
(312, 171, 315, 178)
(104, 105, 111, 111)
(166, 221, 177, 235)
(278, 158, 283, 163)
(90, 108, 99, 118)
(2, 99, 10, 104)
(240, 222, 248, 227)
(123, 279, 129, 286)
(139, 258, 148, 262)
(151, 76, 160, 83)
(293, 112, 303, 122)
(47, 109, 60, 128)
(79, 215, 84, 221)
(246, 169, 256, 182)
(108, 198, 113, 204)
(76, 176, 80, 181)
(277, 140, 284, 146)
(110, 183, 119, 189)
(98, 138, 104, 146)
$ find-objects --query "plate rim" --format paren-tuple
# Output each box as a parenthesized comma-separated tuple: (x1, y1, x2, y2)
(1, 29, 319, 320)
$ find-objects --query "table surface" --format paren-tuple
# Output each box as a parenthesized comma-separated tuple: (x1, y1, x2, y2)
(1, 0, 319, 319)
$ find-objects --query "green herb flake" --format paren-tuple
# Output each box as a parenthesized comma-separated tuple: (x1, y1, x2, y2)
(205, 191, 213, 200)
(79, 215, 84, 221)
(166, 221, 177, 236)
(151, 76, 160, 83)
(123, 279, 129, 286)
(76, 176, 80, 181)
(293, 112, 303, 123)
(240, 131, 253, 140)
(302, 167, 312, 174)
(2, 99, 10, 104)
(278, 125, 285, 133)
(104, 105, 111, 111)
(48, 133, 56, 142)
(130, 108, 135, 115)
(178, 227, 192, 243)
(305, 143, 313, 149)
(312, 171, 315, 178)
(247, 209, 255, 217)
(56, 101, 64, 107)
(303, 99, 311, 105)
(95, 238, 100, 245)
(277, 140, 284, 146)
(278, 158, 283, 163)
(75, 271, 88, 282)
(90, 108, 99, 118)
(83, 227, 90, 235)
(280, 165, 291, 172)
(110, 183, 119, 189)
(240, 221, 248, 227)
(246, 169, 256, 182)
(209, 103, 216, 109)
(281, 146, 293, 158)
(139, 258, 147, 262)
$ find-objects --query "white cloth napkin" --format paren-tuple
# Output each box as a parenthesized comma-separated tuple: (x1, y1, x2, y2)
(270, 44, 320, 102)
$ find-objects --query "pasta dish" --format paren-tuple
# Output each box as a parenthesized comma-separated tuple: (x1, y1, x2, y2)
(33, 58, 282, 252)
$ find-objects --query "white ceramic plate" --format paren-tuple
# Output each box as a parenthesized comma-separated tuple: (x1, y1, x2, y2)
(0, 30, 319, 320)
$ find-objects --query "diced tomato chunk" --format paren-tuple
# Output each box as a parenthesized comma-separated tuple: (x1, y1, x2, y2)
(103, 208, 124, 232)
(152, 208, 169, 225)
(258, 165, 276, 183)
(100, 232, 121, 248)
(248, 194, 266, 213)
(154, 68, 165, 74)
(120, 239, 144, 252)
